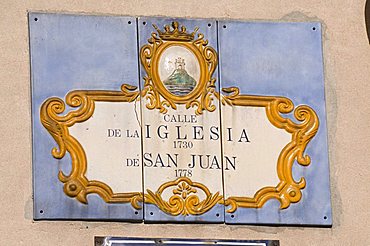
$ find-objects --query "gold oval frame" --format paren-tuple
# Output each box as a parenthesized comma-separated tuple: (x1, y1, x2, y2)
(140, 22, 218, 114)
(152, 42, 206, 104)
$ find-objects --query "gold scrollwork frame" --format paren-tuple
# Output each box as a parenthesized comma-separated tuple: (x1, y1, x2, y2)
(39, 21, 320, 216)
(217, 87, 319, 213)
(140, 22, 218, 115)
(40, 84, 143, 209)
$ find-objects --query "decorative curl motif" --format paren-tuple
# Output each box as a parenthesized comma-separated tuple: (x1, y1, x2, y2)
(40, 84, 143, 208)
(218, 87, 319, 212)
(145, 177, 223, 216)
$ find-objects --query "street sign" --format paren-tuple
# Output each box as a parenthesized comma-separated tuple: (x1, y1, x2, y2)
(30, 13, 331, 225)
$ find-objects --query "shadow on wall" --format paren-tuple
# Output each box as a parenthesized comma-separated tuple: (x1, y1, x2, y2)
(366, 0, 370, 43)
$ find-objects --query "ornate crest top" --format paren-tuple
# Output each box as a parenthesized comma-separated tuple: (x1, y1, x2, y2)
(152, 21, 199, 41)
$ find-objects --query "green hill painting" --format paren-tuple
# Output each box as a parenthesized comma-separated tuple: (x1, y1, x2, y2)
(164, 57, 196, 96)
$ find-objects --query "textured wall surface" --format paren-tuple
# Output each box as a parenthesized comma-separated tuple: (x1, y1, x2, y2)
(0, 0, 369, 245)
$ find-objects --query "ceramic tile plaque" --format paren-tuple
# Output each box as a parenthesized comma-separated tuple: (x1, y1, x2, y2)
(138, 17, 224, 222)
(31, 13, 331, 225)
(218, 21, 331, 225)
(30, 13, 143, 221)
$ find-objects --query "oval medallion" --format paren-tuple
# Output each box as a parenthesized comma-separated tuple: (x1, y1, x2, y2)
(158, 45, 200, 96)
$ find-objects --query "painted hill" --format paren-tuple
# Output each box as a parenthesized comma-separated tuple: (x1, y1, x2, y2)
(164, 68, 196, 96)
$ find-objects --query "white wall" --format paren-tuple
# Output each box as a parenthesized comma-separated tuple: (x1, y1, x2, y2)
(0, 0, 369, 245)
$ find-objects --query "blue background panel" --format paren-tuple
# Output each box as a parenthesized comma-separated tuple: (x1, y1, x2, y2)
(30, 12, 142, 220)
(30, 14, 331, 225)
(218, 21, 331, 225)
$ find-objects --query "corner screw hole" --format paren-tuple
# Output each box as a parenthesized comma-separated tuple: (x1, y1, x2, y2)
(143, 21, 147, 26)
(150, 212, 153, 215)
(312, 27, 316, 31)
(39, 210, 44, 214)
(231, 214, 235, 218)
(208, 23, 212, 27)
(34, 18, 38, 22)
(134, 211, 139, 215)
(86, 225, 89, 229)
(223, 25, 227, 29)
(216, 213, 220, 217)
(128, 21, 132, 25)
(324, 216, 327, 220)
